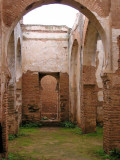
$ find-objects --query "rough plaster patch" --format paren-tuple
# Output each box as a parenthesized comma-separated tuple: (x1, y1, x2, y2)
(98, 91, 103, 102)
(112, 29, 120, 71)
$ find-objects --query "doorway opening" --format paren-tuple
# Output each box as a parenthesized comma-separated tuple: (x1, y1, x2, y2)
(39, 73, 60, 121)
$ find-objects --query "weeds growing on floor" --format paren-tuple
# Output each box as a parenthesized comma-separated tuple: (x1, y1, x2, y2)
(8, 132, 28, 141)
(21, 122, 43, 128)
(96, 148, 120, 160)
(60, 121, 76, 128)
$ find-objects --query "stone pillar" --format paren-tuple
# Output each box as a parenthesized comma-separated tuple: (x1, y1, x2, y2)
(81, 65, 97, 133)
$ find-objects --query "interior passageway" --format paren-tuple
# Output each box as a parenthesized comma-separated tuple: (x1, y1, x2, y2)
(1, 1, 113, 159)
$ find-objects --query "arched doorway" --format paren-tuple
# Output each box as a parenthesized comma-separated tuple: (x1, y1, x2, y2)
(70, 39, 78, 124)
(1, 0, 110, 158)
(40, 75, 59, 120)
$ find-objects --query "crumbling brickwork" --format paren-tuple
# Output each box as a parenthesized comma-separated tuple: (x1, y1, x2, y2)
(1, 0, 120, 158)
(81, 66, 97, 133)
(22, 71, 40, 123)
(22, 71, 69, 122)
(7, 23, 22, 134)
(102, 72, 120, 152)
(22, 25, 69, 123)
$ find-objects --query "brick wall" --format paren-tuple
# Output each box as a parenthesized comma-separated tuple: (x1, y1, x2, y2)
(22, 71, 69, 122)
(0, 74, 3, 155)
(102, 72, 120, 152)
(2, 90, 8, 158)
(22, 71, 41, 123)
(7, 85, 17, 134)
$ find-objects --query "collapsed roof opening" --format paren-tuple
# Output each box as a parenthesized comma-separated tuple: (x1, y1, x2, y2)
(23, 4, 79, 28)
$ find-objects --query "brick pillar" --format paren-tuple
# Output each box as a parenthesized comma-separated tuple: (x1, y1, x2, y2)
(2, 90, 8, 158)
(8, 84, 16, 134)
(59, 73, 69, 121)
(0, 123, 3, 154)
(102, 72, 120, 153)
(81, 65, 97, 133)
(102, 36, 120, 153)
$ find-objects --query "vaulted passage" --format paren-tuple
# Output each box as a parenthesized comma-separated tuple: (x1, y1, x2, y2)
(1, 1, 120, 159)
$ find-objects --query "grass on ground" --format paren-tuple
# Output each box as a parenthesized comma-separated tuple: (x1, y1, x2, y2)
(6, 125, 118, 160)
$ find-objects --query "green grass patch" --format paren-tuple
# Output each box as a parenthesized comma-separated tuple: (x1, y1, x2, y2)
(2, 152, 37, 160)
(8, 126, 104, 160)
(60, 121, 76, 128)
(8, 132, 29, 141)
(96, 148, 120, 160)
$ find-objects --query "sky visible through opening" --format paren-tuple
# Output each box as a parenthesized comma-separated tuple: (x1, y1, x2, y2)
(23, 4, 79, 28)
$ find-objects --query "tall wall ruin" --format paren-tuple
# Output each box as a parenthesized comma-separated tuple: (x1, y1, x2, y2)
(22, 25, 70, 123)
(1, 0, 120, 157)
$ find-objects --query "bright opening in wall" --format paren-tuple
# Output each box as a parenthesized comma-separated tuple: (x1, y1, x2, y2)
(23, 4, 79, 28)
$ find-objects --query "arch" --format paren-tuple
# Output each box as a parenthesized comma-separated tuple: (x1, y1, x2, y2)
(1, 0, 111, 157)
(40, 75, 59, 120)
(70, 39, 79, 123)
(3, 0, 108, 64)
(7, 31, 17, 134)
(83, 21, 99, 66)
(7, 31, 15, 84)
(81, 22, 100, 133)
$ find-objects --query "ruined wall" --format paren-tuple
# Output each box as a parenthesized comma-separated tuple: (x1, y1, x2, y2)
(7, 22, 22, 134)
(69, 13, 104, 131)
(1, 0, 120, 157)
(82, 20, 98, 133)
(81, 17, 105, 132)
(69, 13, 85, 126)
(22, 71, 40, 122)
(96, 39, 104, 125)
(22, 25, 69, 122)
(7, 31, 16, 134)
